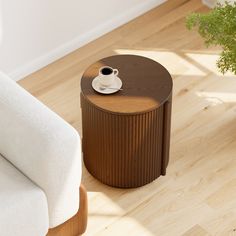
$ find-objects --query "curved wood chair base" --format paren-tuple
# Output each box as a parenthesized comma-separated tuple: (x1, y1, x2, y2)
(47, 185, 88, 236)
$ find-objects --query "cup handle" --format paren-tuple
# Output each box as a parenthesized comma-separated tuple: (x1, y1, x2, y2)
(113, 69, 119, 76)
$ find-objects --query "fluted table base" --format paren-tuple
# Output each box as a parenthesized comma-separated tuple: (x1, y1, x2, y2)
(81, 95, 172, 188)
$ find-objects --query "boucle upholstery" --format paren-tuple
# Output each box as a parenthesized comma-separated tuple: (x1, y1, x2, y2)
(0, 154, 49, 236)
(0, 72, 82, 228)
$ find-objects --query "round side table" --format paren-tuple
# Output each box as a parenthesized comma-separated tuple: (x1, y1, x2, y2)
(80, 55, 172, 188)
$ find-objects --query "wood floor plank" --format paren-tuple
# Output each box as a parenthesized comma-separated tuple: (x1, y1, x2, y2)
(200, 210, 236, 236)
(182, 225, 211, 236)
(206, 179, 236, 209)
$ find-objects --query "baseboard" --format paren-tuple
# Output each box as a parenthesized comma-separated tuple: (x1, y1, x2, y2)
(11, 0, 166, 81)
(202, 0, 216, 8)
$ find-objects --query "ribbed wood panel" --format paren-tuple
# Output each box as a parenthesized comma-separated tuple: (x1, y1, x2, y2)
(80, 55, 173, 188)
(81, 95, 172, 188)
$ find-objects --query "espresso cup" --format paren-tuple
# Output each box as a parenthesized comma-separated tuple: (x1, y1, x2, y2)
(98, 66, 119, 87)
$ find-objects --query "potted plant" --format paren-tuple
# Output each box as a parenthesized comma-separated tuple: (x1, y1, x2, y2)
(186, 1, 236, 75)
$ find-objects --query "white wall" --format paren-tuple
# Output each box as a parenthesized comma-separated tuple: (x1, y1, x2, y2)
(0, 0, 165, 80)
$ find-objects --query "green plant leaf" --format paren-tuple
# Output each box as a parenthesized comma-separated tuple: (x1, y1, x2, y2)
(186, 2, 236, 75)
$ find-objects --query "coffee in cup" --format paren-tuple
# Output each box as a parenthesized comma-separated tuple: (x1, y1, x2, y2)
(98, 66, 119, 87)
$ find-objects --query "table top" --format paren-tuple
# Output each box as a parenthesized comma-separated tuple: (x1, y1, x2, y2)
(81, 55, 172, 114)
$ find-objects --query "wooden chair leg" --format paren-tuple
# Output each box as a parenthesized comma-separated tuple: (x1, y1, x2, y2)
(47, 185, 88, 236)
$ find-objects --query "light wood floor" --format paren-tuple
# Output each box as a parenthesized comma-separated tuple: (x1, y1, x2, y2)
(19, 0, 236, 235)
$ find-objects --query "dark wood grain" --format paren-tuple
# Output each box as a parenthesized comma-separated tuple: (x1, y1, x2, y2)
(81, 55, 172, 188)
(81, 55, 172, 114)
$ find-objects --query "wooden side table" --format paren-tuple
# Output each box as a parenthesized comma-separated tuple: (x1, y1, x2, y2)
(80, 55, 172, 188)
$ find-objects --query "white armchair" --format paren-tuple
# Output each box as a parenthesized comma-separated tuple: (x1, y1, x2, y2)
(0, 72, 87, 236)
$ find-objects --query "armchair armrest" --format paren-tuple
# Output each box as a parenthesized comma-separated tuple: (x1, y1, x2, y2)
(0, 72, 81, 228)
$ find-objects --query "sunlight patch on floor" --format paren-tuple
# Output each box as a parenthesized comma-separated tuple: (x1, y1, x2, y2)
(196, 91, 236, 106)
(86, 191, 156, 235)
(95, 216, 155, 236)
(185, 53, 233, 76)
(86, 191, 125, 234)
(88, 191, 125, 216)
(114, 49, 206, 76)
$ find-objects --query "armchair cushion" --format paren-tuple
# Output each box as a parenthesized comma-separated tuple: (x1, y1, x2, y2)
(0, 154, 49, 236)
(0, 72, 82, 227)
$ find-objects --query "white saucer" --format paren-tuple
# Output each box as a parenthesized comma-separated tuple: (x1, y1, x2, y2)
(92, 76, 122, 94)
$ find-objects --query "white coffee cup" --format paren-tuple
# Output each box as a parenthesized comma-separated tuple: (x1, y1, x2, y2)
(98, 66, 119, 87)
